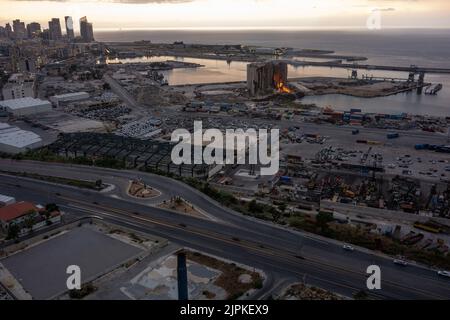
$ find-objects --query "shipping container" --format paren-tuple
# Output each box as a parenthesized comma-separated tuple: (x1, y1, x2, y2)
(415, 144, 429, 150)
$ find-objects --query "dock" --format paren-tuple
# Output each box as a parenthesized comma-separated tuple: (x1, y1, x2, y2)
(286, 60, 450, 74)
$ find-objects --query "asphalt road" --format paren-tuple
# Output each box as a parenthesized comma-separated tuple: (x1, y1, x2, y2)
(1, 161, 450, 300)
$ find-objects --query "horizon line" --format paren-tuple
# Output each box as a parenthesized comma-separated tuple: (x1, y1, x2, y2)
(94, 26, 450, 32)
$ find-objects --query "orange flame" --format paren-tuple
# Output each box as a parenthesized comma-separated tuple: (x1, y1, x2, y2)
(276, 82, 292, 94)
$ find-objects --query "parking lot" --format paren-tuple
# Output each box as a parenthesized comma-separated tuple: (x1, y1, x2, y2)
(1, 225, 143, 299)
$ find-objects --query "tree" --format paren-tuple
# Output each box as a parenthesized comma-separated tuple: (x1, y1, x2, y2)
(7, 224, 20, 240)
(278, 203, 287, 214)
(46, 203, 59, 212)
(269, 206, 282, 223)
(23, 214, 36, 233)
(316, 211, 334, 231)
(353, 290, 369, 300)
(248, 200, 264, 214)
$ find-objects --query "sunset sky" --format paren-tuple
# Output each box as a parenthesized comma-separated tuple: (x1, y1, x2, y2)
(0, 0, 449, 30)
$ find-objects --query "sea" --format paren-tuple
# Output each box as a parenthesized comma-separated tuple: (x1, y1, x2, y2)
(96, 29, 450, 117)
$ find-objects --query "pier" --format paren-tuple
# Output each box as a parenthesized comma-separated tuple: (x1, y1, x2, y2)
(287, 60, 450, 74)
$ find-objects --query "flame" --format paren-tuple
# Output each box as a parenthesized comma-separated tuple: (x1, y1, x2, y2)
(276, 82, 292, 94)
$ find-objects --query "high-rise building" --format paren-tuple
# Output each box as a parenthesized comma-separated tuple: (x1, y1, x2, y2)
(41, 29, 50, 42)
(64, 16, 75, 40)
(26, 22, 41, 38)
(12, 19, 27, 40)
(48, 18, 62, 40)
(79, 16, 95, 43)
(5, 23, 13, 39)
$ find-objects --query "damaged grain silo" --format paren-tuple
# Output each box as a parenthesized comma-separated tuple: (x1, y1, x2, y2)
(247, 61, 289, 97)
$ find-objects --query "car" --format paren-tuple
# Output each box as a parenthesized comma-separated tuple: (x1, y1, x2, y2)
(437, 271, 450, 278)
(342, 245, 355, 252)
(393, 259, 408, 266)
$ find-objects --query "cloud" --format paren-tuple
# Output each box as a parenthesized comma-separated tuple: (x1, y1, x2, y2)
(11, 0, 193, 3)
(373, 7, 396, 11)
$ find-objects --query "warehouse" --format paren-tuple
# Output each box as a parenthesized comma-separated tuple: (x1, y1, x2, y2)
(0, 123, 42, 154)
(50, 91, 90, 107)
(0, 97, 52, 116)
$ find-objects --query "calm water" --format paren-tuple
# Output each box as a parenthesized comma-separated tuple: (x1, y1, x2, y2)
(101, 29, 450, 116)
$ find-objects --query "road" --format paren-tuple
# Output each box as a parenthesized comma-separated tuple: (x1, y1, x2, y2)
(103, 73, 142, 110)
(1, 160, 450, 300)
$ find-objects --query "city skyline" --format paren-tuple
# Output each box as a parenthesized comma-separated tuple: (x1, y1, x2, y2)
(0, 0, 449, 30)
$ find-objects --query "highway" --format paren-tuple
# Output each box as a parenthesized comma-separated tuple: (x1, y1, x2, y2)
(1, 160, 450, 300)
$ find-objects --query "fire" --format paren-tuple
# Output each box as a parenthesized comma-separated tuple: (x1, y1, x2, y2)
(276, 82, 292, 94)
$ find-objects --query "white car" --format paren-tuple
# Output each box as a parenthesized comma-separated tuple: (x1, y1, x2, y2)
(393, 259, 408, 266)
(437, 271, 450, 278)
(342, 245, 355, 252)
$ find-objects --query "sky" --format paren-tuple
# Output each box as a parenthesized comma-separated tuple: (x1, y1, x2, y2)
(0, 0, 449, 31)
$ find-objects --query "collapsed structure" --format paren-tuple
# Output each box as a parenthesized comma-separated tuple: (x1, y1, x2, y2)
(247, 61, 289, 97)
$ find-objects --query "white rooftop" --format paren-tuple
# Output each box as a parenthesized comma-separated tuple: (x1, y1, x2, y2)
(0, 123, 42, 148)
(0, 97, 51, 110)
(0, 194, 15, 203)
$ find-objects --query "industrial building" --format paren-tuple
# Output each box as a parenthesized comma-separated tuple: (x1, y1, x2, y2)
(2, 82, 35, 100)
(0, 97, 52, 116)
(0, 123, 42, 154)
(49, 133, 215, 179)
(247, 61, 288, 96)
(50, 91, 90, 107)
(1, 73, 36, 100)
